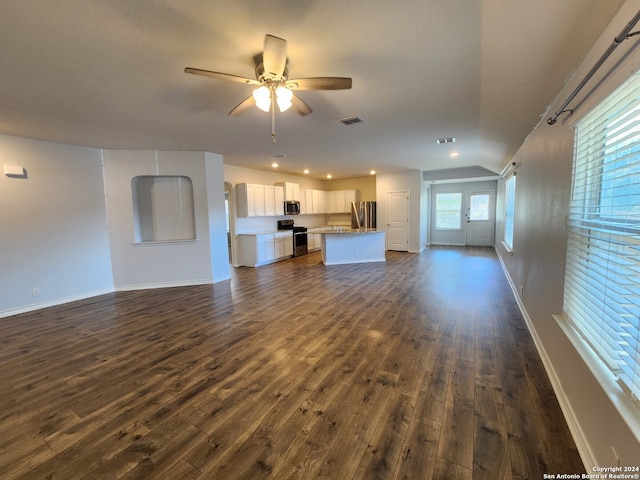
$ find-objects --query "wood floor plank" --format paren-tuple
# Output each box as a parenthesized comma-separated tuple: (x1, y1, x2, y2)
(355, 393, 413, 479)
(473, 383, 511, 480)
(0, 247, 585, 479)
(393, 418, 439, 480)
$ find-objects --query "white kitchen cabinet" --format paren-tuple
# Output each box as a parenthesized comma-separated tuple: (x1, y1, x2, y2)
(274, 185, 285, 215)
(236, 183, 284, 217)
(327, 192, 336, 214)
(274, 237, 285, 258)
(344, 189, 360, 211)
(284, 236, 293, 256)
(335, 190, 346, 213)
(237, 231, 292, 267)
(305, 189, 314, 214)
(257, 234, 275, 263)
(308, 233, 322, 251)
(326, 189, 361, 213)
(236, 183, 265, 217)
(264, 185, 276, 216)
(274, 231, 293, 258)
(314, 190, 326, 214)
(275, 182, 299, 201)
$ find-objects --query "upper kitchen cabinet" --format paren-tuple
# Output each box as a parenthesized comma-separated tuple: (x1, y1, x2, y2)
(236, 183, 284, 217)
(327, 190, 360, 213)
(300, 188, 326, 215)
(275, 182, 300, 202)
(274, 186, 284, 215)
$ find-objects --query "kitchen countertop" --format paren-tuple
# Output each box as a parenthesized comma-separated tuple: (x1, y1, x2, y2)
(237, 230, 292, 236)
(314, 227, 383, 234)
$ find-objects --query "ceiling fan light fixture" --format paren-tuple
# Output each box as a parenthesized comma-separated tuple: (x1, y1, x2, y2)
(253, 86, 271, 112)
(275, 86, 293, 112)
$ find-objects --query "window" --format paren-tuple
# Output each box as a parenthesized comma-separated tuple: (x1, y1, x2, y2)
(563, 71, 640, 401)
(469, 193, 490, 221)
(436, 193, 462, 229)
(504, 175, 516, 250)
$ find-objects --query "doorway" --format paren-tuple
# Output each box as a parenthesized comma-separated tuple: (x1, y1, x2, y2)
(465, 191, 494, 246)
(386, 191, 410, 251)
(224, 182, 236, 265)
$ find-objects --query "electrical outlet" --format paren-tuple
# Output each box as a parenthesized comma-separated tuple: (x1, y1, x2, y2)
(32, 288, 41, 297)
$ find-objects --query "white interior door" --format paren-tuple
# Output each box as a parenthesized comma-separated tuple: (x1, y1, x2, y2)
(386, 191, 409, 251)
(465, 191, 494, 246)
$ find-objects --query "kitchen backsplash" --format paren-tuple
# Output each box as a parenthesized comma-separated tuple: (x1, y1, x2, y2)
(235, 213, 349, 234)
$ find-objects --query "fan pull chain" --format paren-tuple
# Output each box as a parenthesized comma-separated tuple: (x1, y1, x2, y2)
(271, 89, 277, 143)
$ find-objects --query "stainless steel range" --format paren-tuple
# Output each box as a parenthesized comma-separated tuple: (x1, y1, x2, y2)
(278, 219, 308, 257)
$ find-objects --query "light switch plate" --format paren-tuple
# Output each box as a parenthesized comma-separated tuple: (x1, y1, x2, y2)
(4, 165, 26, 177)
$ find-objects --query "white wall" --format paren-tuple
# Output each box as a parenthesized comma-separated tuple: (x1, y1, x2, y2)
(103, 150, 229, 289)
(325, 175, 377, 201)
(376, 170, 426, 253)
(223, 164, 327, 190)
(0, 134, 113, 316)
(496, 0, 640, 468)
(205, 152, 231, 283)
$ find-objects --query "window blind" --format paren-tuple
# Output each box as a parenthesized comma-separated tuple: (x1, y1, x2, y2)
(564, 70, 640, 401)
(504, 175, 516, 249)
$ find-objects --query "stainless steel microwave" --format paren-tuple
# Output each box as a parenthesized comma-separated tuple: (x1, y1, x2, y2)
(284, 200, 301, 215)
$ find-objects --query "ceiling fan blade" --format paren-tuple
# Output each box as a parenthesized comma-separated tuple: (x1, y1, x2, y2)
(228, 96, 256, 116)
(184, 67, 260, 86)
(291, 95, 312, 116)
(286, 77, 352, 91)
(263, 34, 287, 79)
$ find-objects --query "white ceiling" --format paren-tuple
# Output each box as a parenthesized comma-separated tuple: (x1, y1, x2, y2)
(0, 1, 626, 180)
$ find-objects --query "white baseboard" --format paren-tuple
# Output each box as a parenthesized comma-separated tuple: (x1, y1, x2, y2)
(428, 242, 466, 246)
(495, 249, 593, 471)
(114, 279, 213, 292)
(0, 287, 114, 319)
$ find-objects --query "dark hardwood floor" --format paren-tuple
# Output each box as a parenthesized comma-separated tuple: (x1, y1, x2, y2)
(0, 247, 584, 479)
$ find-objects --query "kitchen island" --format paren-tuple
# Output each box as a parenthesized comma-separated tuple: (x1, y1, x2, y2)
(320, 229, 386, 265)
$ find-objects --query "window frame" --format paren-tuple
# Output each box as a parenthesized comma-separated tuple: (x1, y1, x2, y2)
(503, 174, 516, 251)
(435, 192, 463, 230)
(561, 71, 640, 409)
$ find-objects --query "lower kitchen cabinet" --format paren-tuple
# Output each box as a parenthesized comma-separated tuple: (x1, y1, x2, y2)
(236, 232, 292, 267)
(307, 232, 322, 251)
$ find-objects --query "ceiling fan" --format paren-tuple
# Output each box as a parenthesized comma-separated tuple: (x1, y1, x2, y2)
(185, 34, 352, 142)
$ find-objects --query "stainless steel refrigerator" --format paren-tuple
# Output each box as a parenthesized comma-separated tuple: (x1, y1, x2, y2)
(351, 201, 376, 229)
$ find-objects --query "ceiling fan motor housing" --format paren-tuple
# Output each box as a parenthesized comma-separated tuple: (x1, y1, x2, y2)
(255, 64, 288, 83)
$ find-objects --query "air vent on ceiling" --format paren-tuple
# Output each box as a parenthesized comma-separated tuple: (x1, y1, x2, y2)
(436, 137, 456, 144)
(338, 116, 364, 126)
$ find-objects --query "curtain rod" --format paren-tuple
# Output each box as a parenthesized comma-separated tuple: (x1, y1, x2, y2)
(547, 9, 640, 126)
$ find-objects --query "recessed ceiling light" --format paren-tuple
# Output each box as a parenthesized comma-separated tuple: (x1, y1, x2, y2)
(436, 137, 456, 144)
(370, 170, 376, 175)
(449, 152, 459, 158)
(303, 169, 310, 174)
(271, 162, 279, 167)
(326, 174, 332, 179)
